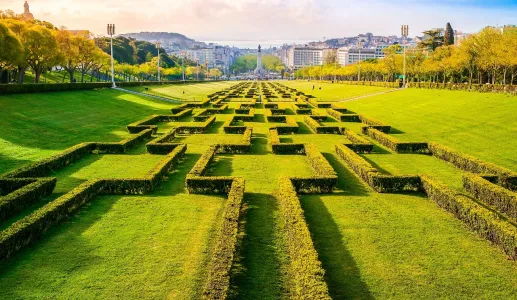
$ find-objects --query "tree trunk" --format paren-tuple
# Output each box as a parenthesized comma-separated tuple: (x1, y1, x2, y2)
(35, 70, 41, 83)
(17, 66, 25, 84)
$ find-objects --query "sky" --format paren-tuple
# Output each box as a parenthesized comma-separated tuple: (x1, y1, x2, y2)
(1, 0, 517, 44)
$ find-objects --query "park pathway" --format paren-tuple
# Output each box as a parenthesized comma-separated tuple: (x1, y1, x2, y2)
(113, 87, 182, 103)
(336, 87, 403, 103)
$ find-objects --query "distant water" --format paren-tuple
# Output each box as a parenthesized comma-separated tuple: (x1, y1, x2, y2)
(204, 39, 314, 49)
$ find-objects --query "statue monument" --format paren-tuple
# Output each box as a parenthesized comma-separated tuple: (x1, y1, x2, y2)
(255, 45, 264, 78)
(23, 1, 35, 21)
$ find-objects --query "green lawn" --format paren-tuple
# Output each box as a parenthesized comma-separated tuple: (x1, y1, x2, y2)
(2, 82, 517, 298)
(126, 81, 237, 101)
(281, 80, 391, 101)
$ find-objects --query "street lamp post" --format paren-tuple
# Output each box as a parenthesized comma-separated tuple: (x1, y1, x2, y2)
(358, 41, 363, 81)
(182, 51, 186, 82)
(196, 59, 199, 81)
(401, 25, 409, 88)
(155, 41, 161, 82)
(107, 24, 116, 88)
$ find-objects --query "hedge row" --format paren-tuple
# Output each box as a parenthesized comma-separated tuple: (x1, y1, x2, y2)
(95, 129, 153, 154)
(327, 109, 349, 122)
(127, 114, 161, 133)
(276, 177, 331, 299)
(429, 142, 517, 191)
(309, 99, 332, 108)
(202, 177, 245, 299)
(270, 129, 305, 154)
(171, 109, 193, 121)
(264, 103, 279, 109)
(421, 175, 517, 259)
(359, 115, 391, 133)
(189, 145, 217, 177)
(267, 115, 288, 123)
(3, 143, 97, 178)
(176, 116, 216, 134)
(362, 127, 429, 153)
(289, 176, 338, 194)
(0, 179, 104, 260)
(265, 108, 286, 116)
(341, 114, 361, 122)
(0, 178, 56, 223)
(335, 144, 422, 193)
(304, 116, 340, 134)
(0, 82, 111, 95)
(216, 128, 253, 154)
(146, 128, 179, 154)
(275, 117, 299, 134)
(463, 173, 517, 222)
(305, 144, 336, 176)
(340, 128, 373, 153)
(407, 82, 517, 94)
(329, 80, 400, 88)
(223, 116, 247, 134)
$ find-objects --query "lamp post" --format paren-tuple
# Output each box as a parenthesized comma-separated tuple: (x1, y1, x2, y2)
(196, 59, 200, 81)
(358, 41, 363, 81)
(401, 25, 409, 88)
(107, 24, 116, 88)
(155, 41, 161, 82)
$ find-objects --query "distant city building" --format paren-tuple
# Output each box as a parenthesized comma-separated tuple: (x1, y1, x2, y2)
(288, 47, 324, 69)
(22, 1, 34, 21)
(337, 47, 376, 66)
(184, 46, 235, 73)
(186, 48, 216, 68)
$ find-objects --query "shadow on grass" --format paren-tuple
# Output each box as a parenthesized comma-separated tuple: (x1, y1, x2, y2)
(250, 133, 269, 155)
(389, 127, 405, 134)
(155, 153, 201, 195)
(205, 121, 225, 134)
(229, 193, 285, 300)
(285, 108, 296, 115)
(296, 122, 313, 134)
(360, 155, 391, 175)
(323, 153, 369, 196)
(300, 195, 374, 300)
(279, 137, 293, 143)
(254, 114, 266, 123)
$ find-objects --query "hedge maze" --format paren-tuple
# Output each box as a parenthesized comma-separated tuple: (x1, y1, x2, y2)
(3, 81, 517, 298)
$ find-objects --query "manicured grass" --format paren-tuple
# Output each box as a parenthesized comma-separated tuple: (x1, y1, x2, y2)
(2, 82, 517, 298)
(127, 81, 237, 101)
(334, 87, 517, 170)
(0, 89, 176, 175)
(281, 80, 391, 101)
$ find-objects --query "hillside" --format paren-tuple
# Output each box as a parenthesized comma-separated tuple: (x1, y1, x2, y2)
(120, 32, 206, 49)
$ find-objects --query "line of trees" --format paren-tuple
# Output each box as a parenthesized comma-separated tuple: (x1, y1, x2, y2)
(231, 54, 285, 74)
(0, 12, 215, 84)
(296, 27, 517, 87)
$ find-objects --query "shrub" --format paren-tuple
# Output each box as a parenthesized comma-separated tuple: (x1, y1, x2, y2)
(203, 178, 245, 299)
(264, 103, 279, 109)
(421, 175, 517, 259)
(304, 144, 336, 176)
(340, 128, 373, 153)
(3, 143, 97, 178)
(216, 128, 252, 154)
(126, 115, 161, 133)
(276, 177, 331, 299)
(171, 109, 193, 121)
(146, 128, 182, 154)
(176, 116, 215, 134)
(463, 173, 517, 221)
(363, 128, 429, 153)
(304, 116, 340, 134)
(0, 82, 111, 95)
(309, 99, 332, 108)
(0, 179, 104, 260)
(429, 142, 517, 191)
(359, 115, 391, 133)
(95, 129, 153, 154)
(0, 178, 56, 223)
(341, 114, 361, 122)
(273, 117, 299, 134)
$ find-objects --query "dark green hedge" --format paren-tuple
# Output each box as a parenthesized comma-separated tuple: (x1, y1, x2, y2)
(95, 129, 153, 154)
(202, 177, 245, 299)
(304, 116, 340, 134)
(275, 117, 299, 134)
(0, 178, 56, 223)
(422, 175, 517, 259)
(3, 143, 96, 178)
(186, 176, 235, 194)
(0, 83, 111, 95)
(290, 176, 337, 194)
(265, 103, 279, 109)
(176, 116, 215, 134)
(126, 114, 161, 133)
(277, 177, 331, 299)
(146, 128, 183, 155)
(407, 82, 517, 94)
(305, 144, 336, 176)
(429, 142, 517, 191)
(344, 143, 374, 154)
(363, 128, 429, 153)
(270, 129, 305, 154)
(0, 179, 104, 260)
(463, 173, 517, 222)
(340, 128, 373, 151)
(309, 99, 332, 108)
(340, 114, 361, 122)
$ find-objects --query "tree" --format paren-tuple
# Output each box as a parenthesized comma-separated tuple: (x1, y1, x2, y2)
(24, 25, 62, 83)
(323, 50, 337, 65)
(55, 30, 81, 82)
(444, 23, 455, 46)
(0, 22, 23, 82)
(77, 38, 101, 82)
(419, 29, 444, 51)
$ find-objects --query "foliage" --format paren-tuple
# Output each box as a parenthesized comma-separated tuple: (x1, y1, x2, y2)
(444, 23, 455, 46)
(231, 54, 284, 73)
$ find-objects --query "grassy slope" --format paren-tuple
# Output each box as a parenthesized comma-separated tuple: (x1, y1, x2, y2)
(126, 81, 237, 101)
(282, 80, 517, 170)
(281, 80, 390, 101)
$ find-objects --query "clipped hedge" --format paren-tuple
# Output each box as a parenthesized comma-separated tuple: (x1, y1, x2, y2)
(126, 114, 161, 133)
(363, 127, 429, 153)
(429, 142, 517, 191)
(309, 99, 332, 108)
(270, 129, 305, 154)
(203, 178, 245, 299)
(186, 176, 235, 194)
(421, 175, 517, 259)
(305, 144, 336, 176)
(304, 116, 340, 134)
(277, 177, 331, 299)
(176, 116, 215, 134)
(264, 103, 279, 109)
(172, 109, 194, 121)
(0, 82, 111, 95)
(335, 144, 422, 193)
(95, 129, 153, 154)
(216, 128, 253, 154)
(3, 143, 96, 178)
(340, 128, 373, 153)
(407, 82, 517, 94)
(0, 178, 56, 223)
(340, 114, 361, 122)
(0, 179, 104, 260)
(146, 128, 182, 154)
(359, 115, 391, 133)
(463, 173, 517, 221)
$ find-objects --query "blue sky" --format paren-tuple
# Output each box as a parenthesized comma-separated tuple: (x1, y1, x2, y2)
(2, 0, 516, 41)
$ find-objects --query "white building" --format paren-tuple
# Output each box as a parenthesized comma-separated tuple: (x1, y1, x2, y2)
(185, 48, 216, 68)
(288, 47, 324, 69)
(337, 47, 376, 66)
